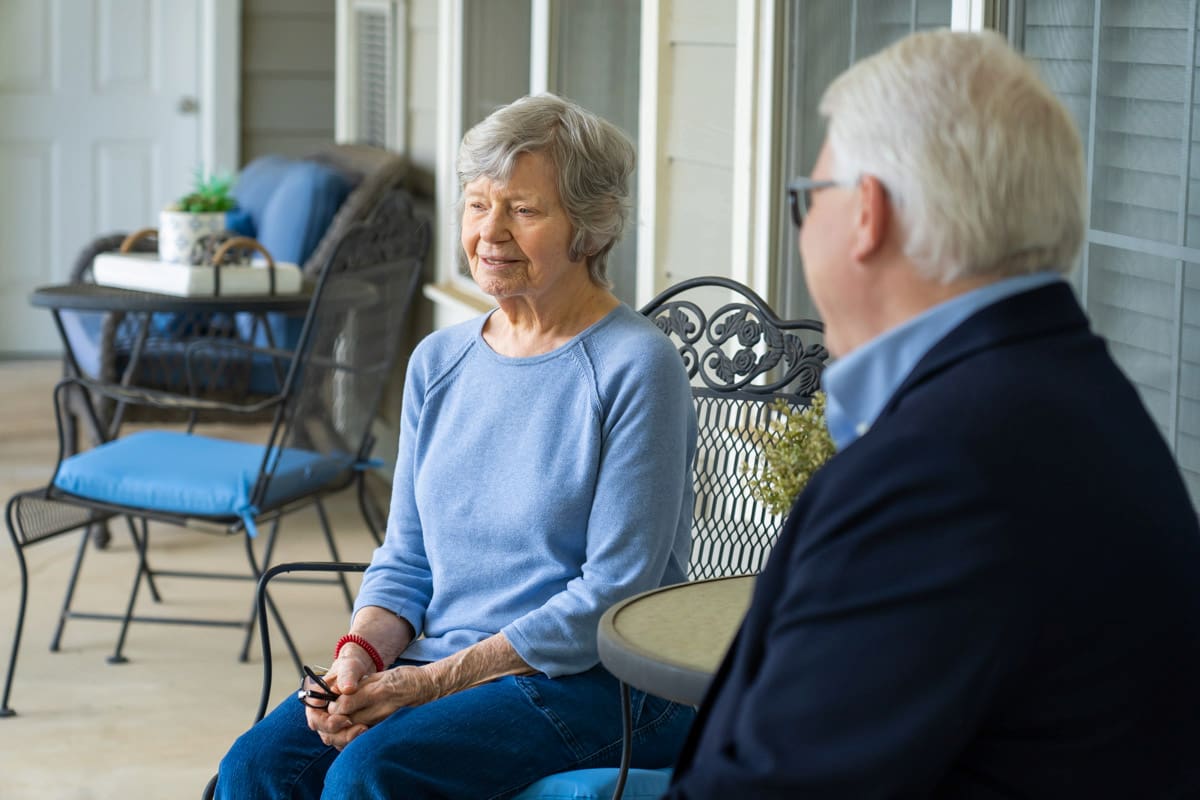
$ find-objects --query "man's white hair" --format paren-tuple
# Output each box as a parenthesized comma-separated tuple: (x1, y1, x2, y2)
(819, 28, 1085, 283)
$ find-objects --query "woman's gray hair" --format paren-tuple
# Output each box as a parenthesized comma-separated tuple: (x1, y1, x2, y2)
(819, 29, 1085, 283)
(457, 93, 636, 287)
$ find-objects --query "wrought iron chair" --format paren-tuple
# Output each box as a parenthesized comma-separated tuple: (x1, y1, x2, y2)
(1, 191, 429, 719)
(200, 275, 827, 800)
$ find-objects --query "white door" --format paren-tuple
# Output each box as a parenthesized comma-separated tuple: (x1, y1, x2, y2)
(0, 0, 202, 354)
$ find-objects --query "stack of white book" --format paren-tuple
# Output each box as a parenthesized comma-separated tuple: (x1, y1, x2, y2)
(93, 252, 303, 296)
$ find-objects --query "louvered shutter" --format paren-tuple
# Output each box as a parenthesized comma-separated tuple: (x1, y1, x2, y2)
(1018, 0, 1200, 508)
(354, 2, 393, 148)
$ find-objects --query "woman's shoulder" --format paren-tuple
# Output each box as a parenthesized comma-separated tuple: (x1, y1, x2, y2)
(587, 303, 675, 351)
(582, 304, 690, 382)
(409, 313, 485, 377)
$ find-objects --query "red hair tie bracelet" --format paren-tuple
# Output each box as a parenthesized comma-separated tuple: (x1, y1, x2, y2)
(334, 633, 385, 673)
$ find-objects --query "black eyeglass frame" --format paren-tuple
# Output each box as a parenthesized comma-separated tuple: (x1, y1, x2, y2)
(296, 664, 339, 708)
(786, 177, 848, 228)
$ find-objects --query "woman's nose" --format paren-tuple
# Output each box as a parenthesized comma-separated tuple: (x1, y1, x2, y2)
(478, 207, 509, 241)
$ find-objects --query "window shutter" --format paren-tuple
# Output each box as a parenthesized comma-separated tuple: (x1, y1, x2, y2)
(354, 3, 393, 148)
(1018, 0, 1200, 507)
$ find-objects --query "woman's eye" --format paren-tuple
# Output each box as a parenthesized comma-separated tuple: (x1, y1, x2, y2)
(516, 207, 534, 216)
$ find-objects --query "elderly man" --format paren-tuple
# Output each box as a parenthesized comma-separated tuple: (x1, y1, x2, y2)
(665, 29, 1200, 798)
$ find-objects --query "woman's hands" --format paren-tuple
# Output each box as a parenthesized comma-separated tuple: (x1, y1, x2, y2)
(304, 631, 535, 750)
(305, 650, 441, 750)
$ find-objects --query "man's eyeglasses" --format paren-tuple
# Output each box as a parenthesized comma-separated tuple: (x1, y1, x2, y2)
(787, 177, 849, 228)
(297, 665, 339, 709)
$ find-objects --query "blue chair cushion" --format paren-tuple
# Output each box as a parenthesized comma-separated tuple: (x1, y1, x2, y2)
(512, 768, 673, 800)
(53, 431, 351, 526)
(232, 155, 354, 267)
(231, 155, 354, 393)
(229, 154, 294, 237)
(256, 160, 354, 266)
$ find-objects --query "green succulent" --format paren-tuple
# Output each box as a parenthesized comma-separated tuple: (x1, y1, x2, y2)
(171, 167, 237, 213)
(745, 391, 836, 515)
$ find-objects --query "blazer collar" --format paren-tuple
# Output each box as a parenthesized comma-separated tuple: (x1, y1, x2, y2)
(884, 281, 1088, 413)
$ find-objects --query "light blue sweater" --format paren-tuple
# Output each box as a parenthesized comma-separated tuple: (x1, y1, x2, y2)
(354, 303, 697, 677)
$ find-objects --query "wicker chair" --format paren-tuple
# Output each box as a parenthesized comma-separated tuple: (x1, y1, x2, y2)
(61, 146, 419, 548)
(61, 145, 414, 444)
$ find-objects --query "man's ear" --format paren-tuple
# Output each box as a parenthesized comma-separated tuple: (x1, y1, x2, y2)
(850, 174, 889, 262)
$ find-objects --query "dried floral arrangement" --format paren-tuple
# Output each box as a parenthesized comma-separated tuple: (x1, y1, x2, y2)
(746, 391, 836, 515)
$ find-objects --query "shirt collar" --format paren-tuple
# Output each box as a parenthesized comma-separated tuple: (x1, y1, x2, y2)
(822, 272, 1062, 450)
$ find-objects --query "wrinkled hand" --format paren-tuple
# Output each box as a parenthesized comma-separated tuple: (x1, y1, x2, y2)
(306, 658, 441, 751)
(304, 646, 374, 750)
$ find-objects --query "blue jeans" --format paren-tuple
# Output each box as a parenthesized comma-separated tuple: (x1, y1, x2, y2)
(216, 663, 694, 799)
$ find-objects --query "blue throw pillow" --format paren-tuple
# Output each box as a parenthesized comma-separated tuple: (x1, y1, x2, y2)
(231, 154, 295, 235)
(255, 160, 354, 266)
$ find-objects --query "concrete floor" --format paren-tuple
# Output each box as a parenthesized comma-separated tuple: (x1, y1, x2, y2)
(0, 360, 382, 799)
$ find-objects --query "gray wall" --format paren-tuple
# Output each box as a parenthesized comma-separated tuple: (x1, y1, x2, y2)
(659, 0, 736, 288)
(405, 0, 439, 197)
(240, 0, 336, 165)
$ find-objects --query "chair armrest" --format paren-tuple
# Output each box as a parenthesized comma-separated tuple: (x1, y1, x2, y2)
(54, 376, 283, 417)
(71, 231, 156, 284)
(184, 336, 295, 365)
(255, 561, 370, 724)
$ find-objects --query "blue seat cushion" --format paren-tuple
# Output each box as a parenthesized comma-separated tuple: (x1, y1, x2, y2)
(512, 768, 673, 800)
(53, 431, 351, 523)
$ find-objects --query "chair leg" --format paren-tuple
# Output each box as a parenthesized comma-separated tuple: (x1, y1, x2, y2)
(235, 526, 306, 677)
(611, 681, 633, 800)
(237, 518, 307, 673)
(236, 534, 304, 681)
(134, 518, 163, 603)
(315, 499, 355, 610)
(257, 580, 305, 681)
(1, 545, 26, 718)
(2, 499, 31, 717)
(237, 516, 282, 663)
(49, 527, 93, 652)
(107, 516, 152, 664)
(235, 525, 307, 681)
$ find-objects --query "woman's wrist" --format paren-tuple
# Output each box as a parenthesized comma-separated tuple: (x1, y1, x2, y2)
(335, 633, 386, 673)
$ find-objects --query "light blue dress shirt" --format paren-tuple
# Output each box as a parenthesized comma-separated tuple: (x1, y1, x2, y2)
(822, 272, 1062, 451)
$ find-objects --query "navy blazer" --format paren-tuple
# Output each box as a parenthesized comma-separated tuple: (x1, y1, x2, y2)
(666, 283, 1200, 798)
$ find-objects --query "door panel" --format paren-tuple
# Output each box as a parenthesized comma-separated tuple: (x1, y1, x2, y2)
(0, 0, 200, 354)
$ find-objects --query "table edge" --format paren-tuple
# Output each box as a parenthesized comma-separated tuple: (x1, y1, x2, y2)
(596, 574, 753, 707)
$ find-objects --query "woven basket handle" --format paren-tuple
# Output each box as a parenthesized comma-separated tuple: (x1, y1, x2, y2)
(212, 236, 275, 269)
(119, 228, 158, 253)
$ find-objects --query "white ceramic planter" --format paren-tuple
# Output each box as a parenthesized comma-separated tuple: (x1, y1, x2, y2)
(158, 209, 227, 265)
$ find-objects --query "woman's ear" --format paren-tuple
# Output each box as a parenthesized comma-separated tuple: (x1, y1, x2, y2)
(850, 174, 890, 263)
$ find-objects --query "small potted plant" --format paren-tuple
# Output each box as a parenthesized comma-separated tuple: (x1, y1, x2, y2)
(159, 168, 237, 265)
(746, 391, 836, 515)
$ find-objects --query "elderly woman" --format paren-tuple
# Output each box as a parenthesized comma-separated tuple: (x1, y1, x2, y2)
(215, 94, 698, 798)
